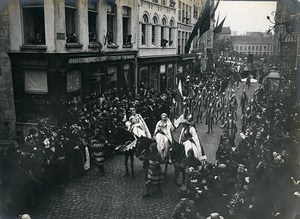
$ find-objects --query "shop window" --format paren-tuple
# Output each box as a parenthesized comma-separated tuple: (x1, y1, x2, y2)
(65, 1, 78, 43)
(107, 4, 117, 45)
(122, 6, 132, 46)
(88, 0, 98, 44)
(140, 67, 149, 89)
(142, 14, 149, 45)
(152, 16, 158, 46)
(21, 0, 45, 45)
(67, 70, 81, 102)
(24, 70, 49, 121)
(107, 66, 117, 90)
(123, 64, 131, 89)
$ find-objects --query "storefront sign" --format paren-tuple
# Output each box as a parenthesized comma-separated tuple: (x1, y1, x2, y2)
(68, 55, 135, 64)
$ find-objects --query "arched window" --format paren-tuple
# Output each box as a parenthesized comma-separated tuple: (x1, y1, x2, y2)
(169, 19, 174, 46)
(141, 14, 149, 45)
(152, 16, 158, 45)
(161, 18, 167, 47)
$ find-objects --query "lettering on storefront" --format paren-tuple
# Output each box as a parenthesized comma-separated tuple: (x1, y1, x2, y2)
(20, 59, 48, 65)
(57, 33, 65, 40)
(68, 55, 135, 64)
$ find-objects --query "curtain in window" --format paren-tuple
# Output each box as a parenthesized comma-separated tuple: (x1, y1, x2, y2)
(25, 70, 48, 93)
(67, 70, 81, 93)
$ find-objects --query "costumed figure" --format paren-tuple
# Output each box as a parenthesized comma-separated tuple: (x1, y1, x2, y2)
(240, 90, 248, 114)
(154, 113, 174, 162)
(206, 103, 215, 134)
(179, 115, 206, 161)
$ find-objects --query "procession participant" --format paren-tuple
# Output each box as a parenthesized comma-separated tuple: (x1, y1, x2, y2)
(179, 115, 205, 161)
(229, 93, 238, 120)
(142, 142, 162, 198)
(154, 113, 174, 162)
(215, 97, 223, 124)
(221, 114, 237, 146)
(240, 90, 248, 114)
(128, 108, 152, 138)
(90, 128, 106, 176)
(206, 103, 215, 134)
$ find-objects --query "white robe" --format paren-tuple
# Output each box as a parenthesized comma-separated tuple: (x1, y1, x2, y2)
(154, 119, 174, 160)
(179, 125, 205, 161)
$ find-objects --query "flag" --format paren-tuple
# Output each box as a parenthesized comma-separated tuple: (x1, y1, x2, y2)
(175, 79, 184, 118)
(213, 16, 226, 34)
(185, 0, 211, 54)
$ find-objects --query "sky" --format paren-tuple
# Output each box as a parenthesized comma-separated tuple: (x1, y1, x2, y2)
(215, 1, 277, 35)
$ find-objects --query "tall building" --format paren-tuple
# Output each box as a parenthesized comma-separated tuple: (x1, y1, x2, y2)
(137, 0, 177, 91)
(7, 0, 139, 133)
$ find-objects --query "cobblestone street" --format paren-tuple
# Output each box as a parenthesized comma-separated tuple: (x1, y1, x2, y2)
(21, 83, 257, 219)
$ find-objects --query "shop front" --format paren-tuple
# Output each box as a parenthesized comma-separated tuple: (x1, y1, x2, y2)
(9, 51, 137, 134)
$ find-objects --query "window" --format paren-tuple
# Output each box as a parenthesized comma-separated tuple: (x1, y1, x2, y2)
(88, 0, 98, 44)
(264, 46, 266, 50)
(189, 6, 192, 24)
(107, 4, 117, 45)
(161, 18, 166, 47)
(236, 46, 238, 50)
(65, 1, 78, 43)
(194, 5, 198, 18)
(182, 3, 185, 23)
(248, 46, 251, 50)
(161, 0, 166, 5)
(122, 7, 131, 45)
(178, 1, 181, 21)
(252, 46, 254, 50)
(24, 70, 49, 121)
(152, 0, 158, 3)
(152, 16, 158, 45)
(141, 15, 149, 45)
(240, 46, 242, 50)
(21, 0, 45, 45)
(244, 46, 247, 50)
(169, 20, 174, 46)
(186, 4, 188, 24)
(260, 46, 262, 50)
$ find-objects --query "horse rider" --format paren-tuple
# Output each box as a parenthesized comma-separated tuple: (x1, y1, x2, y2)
(179, 115, 206, 161)
(128, 108, 151, 139)
(154, 113, 174, 162)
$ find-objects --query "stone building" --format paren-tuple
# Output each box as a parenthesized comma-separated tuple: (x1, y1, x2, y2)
(0, 0, 16, 139)
(137, 0, 178, 91)
(7, 0, 139, 133)
(232, 34, 274, 57)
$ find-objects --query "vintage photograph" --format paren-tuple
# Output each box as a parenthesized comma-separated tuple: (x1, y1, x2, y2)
(0, 0, 299, 218)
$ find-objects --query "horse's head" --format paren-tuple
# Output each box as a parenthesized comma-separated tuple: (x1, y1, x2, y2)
(135, 136, 155, 160)
(169, 141, 185, 164)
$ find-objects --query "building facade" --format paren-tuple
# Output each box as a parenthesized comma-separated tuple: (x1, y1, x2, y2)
(137, 0, 177, 91)
(0, 1, 16, 139)
(7, 0, 139, 133)
(232, 34, 274, 57)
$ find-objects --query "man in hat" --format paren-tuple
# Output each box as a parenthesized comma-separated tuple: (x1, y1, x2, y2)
(90, 128, 106, 176)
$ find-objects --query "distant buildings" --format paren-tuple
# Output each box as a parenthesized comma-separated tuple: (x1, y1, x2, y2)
(232, 34, 274, 57)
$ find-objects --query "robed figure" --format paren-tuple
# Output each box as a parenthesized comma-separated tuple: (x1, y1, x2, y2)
(154, 113, 174, 161)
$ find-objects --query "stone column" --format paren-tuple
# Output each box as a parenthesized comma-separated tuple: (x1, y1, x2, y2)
(78, 0, 88, 50)
(53, 0, 66, 52)
(8, 0, 22, 50)
(44, 0, 55, 52)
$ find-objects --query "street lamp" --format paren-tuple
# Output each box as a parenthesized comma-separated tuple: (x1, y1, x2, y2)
(266, 68, 282, 92)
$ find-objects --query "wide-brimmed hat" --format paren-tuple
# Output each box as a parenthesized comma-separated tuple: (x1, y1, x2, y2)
(206, 213, 224, 219)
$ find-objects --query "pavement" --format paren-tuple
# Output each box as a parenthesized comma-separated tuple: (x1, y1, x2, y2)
(2, 82, 259, 219)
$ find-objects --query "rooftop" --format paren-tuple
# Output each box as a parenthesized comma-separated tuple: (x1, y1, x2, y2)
(231, 35, 274, 45)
